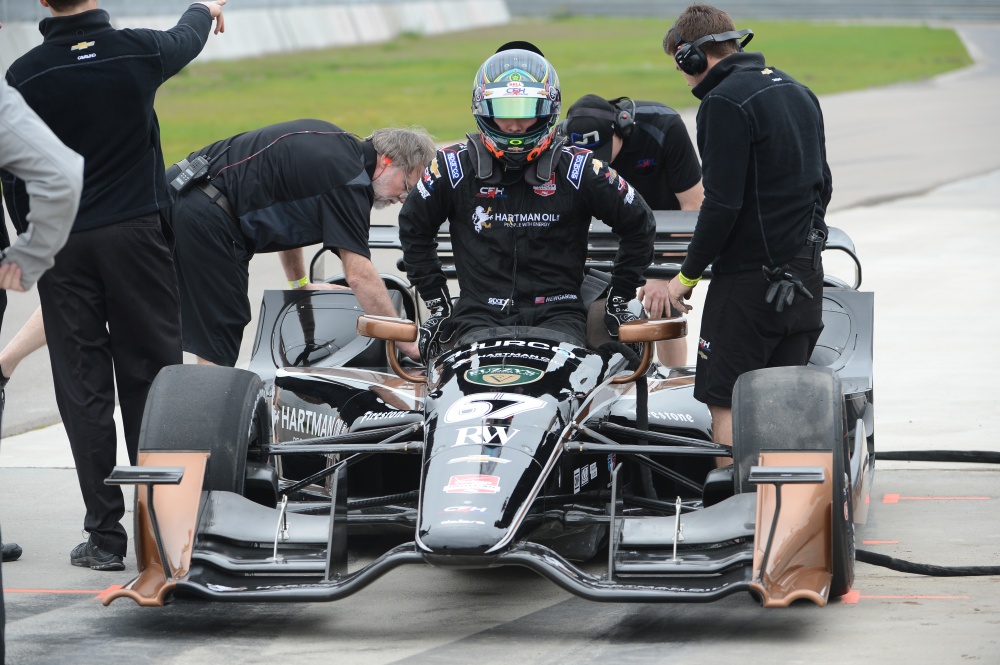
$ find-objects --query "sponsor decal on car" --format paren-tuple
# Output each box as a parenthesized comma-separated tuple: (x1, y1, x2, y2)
(573, 462, 600, 494)
(440, 519, 486, 525)
(444, 474, 501, 494)
(449, 455, 510, 465)
(453, 425, 519, 446)
(465, 365, 543, 386)
(443, 505, 489, 512)
(444, 393, 547, 424)
(641, 411, 696, 423)
(274, 405, 340, 438)
(358, 410, 407, 422)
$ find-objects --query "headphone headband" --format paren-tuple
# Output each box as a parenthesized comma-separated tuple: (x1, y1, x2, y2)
(689, 28, 753, 51)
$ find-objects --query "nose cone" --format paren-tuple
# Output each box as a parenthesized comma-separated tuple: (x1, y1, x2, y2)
(416, 442, 541, 557)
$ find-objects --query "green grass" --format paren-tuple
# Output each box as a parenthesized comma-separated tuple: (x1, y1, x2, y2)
(156, 17, 970, 164)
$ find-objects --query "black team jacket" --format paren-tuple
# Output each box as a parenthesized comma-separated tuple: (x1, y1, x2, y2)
(681, 52, 832, 279)
(2, 5, 213, 233)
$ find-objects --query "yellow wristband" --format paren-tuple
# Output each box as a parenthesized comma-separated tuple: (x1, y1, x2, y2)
(677, 272, 701, 288)
(288, 276, 309, 289)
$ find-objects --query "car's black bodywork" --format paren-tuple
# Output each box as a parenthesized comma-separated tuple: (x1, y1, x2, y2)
(106, 211, 874, 608)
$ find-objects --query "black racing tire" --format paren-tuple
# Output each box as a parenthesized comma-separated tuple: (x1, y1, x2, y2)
(138, 364, 270, 495)
(732, 365, 855, 597)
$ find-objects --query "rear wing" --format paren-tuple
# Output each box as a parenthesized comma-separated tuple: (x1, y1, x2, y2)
(369, 210, 863, 289)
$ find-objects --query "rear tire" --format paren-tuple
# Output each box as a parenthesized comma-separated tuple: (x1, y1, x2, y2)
(732, 366, 855, 597)
(138, 365, 270, 494)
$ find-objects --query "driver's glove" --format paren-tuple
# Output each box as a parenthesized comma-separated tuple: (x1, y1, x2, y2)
(418, 287, 454, 360)
(604, 287, 645, 357)
(762, 265, 814, 313)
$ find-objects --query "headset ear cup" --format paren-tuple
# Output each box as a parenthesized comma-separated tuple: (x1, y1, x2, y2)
(615, 109, 634, 138)
(608, 97, 636, 139)
(675, 42, 706, 76)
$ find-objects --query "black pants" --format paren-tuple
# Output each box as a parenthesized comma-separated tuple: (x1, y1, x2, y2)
(171, 193, 253, 367)
(37, 215, 182, 557)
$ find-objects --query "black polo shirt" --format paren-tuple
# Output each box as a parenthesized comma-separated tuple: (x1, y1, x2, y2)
(611, 101, 702, 210)
(188, 119, 376, 257)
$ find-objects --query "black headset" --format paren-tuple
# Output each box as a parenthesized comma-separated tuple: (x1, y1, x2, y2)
(565, 97, 637, 139)
(673, 28, 753, 76)
(606, 97, 637, 139)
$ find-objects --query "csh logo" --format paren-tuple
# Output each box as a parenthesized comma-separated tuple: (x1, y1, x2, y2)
(476, 186, 507, 199)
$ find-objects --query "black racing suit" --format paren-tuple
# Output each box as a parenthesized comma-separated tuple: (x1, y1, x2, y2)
(398, 140, 655, 346)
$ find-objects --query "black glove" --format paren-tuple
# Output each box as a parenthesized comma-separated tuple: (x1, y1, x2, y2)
(604, 287, 645, 357)
(418, 287, 453, 360)
(762, 265, 814, 313)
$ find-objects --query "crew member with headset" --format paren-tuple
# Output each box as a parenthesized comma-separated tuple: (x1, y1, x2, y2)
(663, 3, 831, 452)
(398, 44, 655, 360)
(562, 93, 703, 366)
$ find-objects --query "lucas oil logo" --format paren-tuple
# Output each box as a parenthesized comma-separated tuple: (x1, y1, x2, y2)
(465, 365, 543, 386)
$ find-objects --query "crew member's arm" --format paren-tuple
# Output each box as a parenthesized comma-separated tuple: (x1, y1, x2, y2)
(0, 81, 83, 290)
(675, 181, 704, 211)
(340, 251, 418, 360)
(668, 97, 749, 314)
(153, 0, 227, 78)
(0, 306, 46, 380)
(640, 181, 702, 316)
(277, 248, 348, 291)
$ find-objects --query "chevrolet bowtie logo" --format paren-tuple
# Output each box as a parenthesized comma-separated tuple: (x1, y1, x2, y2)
(70, 41, 95, 51)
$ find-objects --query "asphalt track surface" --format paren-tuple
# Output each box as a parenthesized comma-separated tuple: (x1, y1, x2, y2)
(2, 22, 1000, 665)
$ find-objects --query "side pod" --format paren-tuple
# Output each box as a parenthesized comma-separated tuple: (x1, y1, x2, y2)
(102, 452, 208, 607)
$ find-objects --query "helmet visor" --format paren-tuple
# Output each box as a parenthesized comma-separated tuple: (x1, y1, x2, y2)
(487, 97, 554, 118)
(474, 82, 558, 119)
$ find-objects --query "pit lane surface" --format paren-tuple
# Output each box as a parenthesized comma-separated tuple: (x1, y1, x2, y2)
(3, 22, 1000, 665)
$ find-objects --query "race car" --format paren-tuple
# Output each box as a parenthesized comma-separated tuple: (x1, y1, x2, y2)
(103, 211, 874, 608)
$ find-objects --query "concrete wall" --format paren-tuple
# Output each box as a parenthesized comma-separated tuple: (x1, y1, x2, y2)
(505, 0, 1000, 21)
(0, 0, 510, 70)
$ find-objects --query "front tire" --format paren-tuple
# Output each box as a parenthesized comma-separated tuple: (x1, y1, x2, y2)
(732, 365, 855, 597)
(138, 364, 270, 494)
